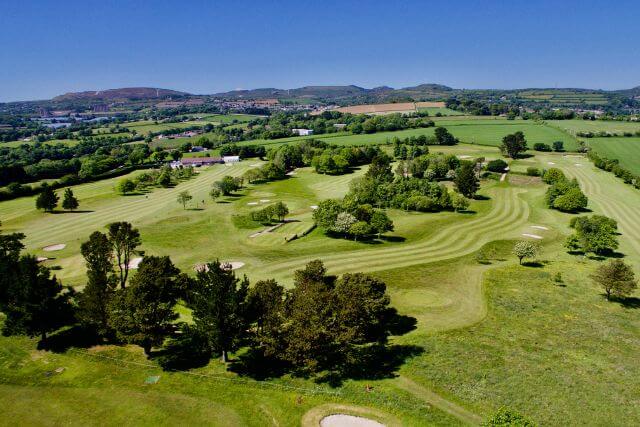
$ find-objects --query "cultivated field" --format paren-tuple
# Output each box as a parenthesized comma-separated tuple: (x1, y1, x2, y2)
(334, 101, 445, 115)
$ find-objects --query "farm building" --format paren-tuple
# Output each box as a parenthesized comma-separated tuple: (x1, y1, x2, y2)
(170, 157, 224, 168)
(223, 156, 240, 163)
(292, 128, 313, 136)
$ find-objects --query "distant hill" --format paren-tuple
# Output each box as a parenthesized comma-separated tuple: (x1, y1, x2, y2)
(53, 87, 190, 101)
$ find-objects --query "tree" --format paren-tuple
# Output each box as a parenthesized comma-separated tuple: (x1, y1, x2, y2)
(513, 241, 541, 265)
(552, 140, 564, 152)
(177, 191, 192, 209)
(35, 183, 59, 212)
(0, 224, 26, 312)
(370, 210, 394, 238)
(542, 168, 566, 184)
(452, 193, 470, 212)
(486, 159, 508, 173)
(156, 170, 172, 187)
(434, 127, 458, 145)
(107, 222, 141, 288)
(61, 188, 79, 211)
(313, 199, 342, 229)
(500, 131, 528, 159)
(568, 215, 618, 255)
(246, 279, 285, 355)
(272, 201, 289, 222)
(116, 178, 136, 195)
(1, 256, 74, 343)
(210, 187, 221, 200)
(349, 221, 371, 241)
(78, 231, 117, 336)
(189, 261, 249, 363)
(454, 161, 480, 199)
(552, 187, 588, 212)
(215, 176, 238, 195)
(108, 256, 185, 355)
(364, 154, 394, 182)
(332, 212, 357, 234)
(591, 259, 637, 300)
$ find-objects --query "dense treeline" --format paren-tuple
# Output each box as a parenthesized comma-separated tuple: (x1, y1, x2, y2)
(0, 224, 407, 378)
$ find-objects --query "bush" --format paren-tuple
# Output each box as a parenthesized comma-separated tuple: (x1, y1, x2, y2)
(526, 167, 540, 176)
(533, 142, 552, 152)
(486, 159, 508, 173)
(553, 187, 588, 212)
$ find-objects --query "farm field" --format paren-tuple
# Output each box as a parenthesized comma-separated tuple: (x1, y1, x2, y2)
(547, 119, 640, 135)
(1, 142, 640, 425)
(2, 138, 79, 148)
(587, 137, 640, 174)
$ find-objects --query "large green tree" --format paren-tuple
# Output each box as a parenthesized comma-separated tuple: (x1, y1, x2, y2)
(591, 259, 637, 300)
(567, 215, 618, 255)
(78, 231, 117, 336)
(62, 188, 79, 211)
(107, 222, 141, 288)
(454, 161, 480, 199)
(35, 183, 59, 212)
(109, 256, 185, 355)
(189, 261, 249, 363)
(500, 131, 528, 159)
(246, 279, 285, 356)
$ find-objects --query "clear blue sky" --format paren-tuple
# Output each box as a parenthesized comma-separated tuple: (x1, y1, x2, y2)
(1, 0, 638, 102)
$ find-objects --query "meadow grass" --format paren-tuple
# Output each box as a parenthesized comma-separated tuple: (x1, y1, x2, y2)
(547, 119, 640, 136)
(586, 137, 640, 174)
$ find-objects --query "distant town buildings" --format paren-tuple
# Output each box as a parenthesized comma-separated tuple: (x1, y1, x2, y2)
(292, 128, 314, 136)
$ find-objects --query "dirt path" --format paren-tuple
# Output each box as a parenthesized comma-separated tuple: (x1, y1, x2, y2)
(395, 376, 482, 425)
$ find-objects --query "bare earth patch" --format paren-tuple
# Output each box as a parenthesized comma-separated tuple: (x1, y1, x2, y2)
(320, 414, 385, 427)
(43, 244, 66, 251)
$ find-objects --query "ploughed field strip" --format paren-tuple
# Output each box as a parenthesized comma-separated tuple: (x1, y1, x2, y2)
(257, 185, 530, 283)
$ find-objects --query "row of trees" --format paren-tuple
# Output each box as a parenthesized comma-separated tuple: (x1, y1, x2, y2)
(0, 223, 402, 376)
(588, 150, 640, 190)
(313, 199, 394, 240)
(117, 166, 195, 195)
(35, 184, 79, 212)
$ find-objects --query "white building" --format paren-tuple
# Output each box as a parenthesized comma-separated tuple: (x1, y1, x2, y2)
(223, 156, 240, 163)
(292, 128, 314, 136)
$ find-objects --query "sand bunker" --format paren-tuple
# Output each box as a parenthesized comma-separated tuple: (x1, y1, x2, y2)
(36, 256, 49, 262)
(531, 225, 549, 230)
(286, 171, 297, 176)
(574, 163, 582, 167)
(548, 162, 556, 165)
(259, 199, 271, 203)
(320, 414, 385, 427)
(310, 205, 319, 210)
(457, 155, 472, 159)
(247, 202, 259, 205)
(522, 233, 543, 239)
(122, 257, 143, 269)
(43, 244, 66, 251)
(223, 261, 245, 270)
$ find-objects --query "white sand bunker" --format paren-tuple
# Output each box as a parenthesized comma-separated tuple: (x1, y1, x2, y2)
(259, 199, 271, 203)
(522, 233, 543, 239)
(36, 256, 49, 262)
(547, 162, 555, 165)
(223, 261, 245, 270)
(531, 225, 549, 230)
(195, 261, 245, 271)
(457, 155, 472, 159)
(247, 202, 259, 205)
(310, 205, 319, 210)
(321, 414, 385, 427)
(286, 171, 297, 176)
(574, 163, 582, 167)
(122, 257, 143, 269)
(43, 244, 66, 251)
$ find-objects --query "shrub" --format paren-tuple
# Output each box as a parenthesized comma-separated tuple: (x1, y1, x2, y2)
(526, 167, 540, 176)
(552, 187, 588, 212)
(486, 159, 508, 173)
(533, 142, 552, 152)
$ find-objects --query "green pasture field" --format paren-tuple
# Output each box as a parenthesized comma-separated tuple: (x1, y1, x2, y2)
(547, 119, 640, 136)
(417, 107, 465, 116)
(1, 146, 640, 425)
(587, 137, 640, 174)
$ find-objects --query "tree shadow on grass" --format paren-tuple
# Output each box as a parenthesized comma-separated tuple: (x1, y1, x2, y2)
(152, 326, 212, 371)
(39, 325, 102, 352)
(473, 194, 491, 201)
(379, 235, 406, 243)
(522, 261, 546, 268)
(229, 349, 290, 380)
